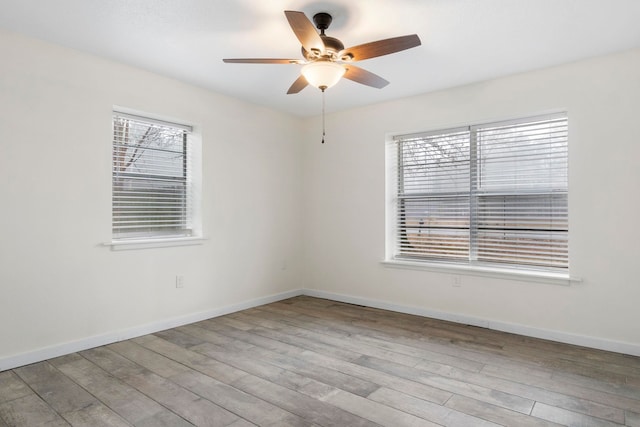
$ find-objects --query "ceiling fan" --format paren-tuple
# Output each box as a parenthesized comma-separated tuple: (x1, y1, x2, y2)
(223, 10, 422, 93)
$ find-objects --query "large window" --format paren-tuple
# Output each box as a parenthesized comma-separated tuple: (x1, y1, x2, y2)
(112, 112, 194, 241)
(390, 113, 568, 272)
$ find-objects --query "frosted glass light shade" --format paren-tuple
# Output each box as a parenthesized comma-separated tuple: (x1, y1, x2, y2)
(301, 61, 346, 90)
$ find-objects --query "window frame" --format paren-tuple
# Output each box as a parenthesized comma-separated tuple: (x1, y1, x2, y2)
(386, 113, 571, 281)
(110, 110, 202, 248)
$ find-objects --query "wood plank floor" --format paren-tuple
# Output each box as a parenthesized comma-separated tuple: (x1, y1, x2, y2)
(2, 296, 640, 426)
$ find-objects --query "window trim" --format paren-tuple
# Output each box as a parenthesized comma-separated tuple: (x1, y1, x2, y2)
(104, 236, 205, 251)
(386, 112, 571, 280)
(380, 259, 580, 286)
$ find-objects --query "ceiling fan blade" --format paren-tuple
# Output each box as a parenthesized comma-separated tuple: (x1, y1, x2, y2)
(344, 65, 389, 89)
(223, 58, 302, 64)
(287, 75, 308, 94)
(340, 34, 421, 61)
(285, 10, 324, 54)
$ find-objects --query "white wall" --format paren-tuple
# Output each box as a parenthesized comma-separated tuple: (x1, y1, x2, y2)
(2, 28, 639, 367)
(0, 30, 303, 365)
(302, 48, 640, 352)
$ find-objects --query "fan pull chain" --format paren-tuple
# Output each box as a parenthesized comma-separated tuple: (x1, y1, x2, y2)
(321, 88, 326, 144)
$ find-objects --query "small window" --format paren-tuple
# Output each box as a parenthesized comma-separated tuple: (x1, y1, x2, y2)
(112, 112, 194, 241)
(390, 113, 568, 272)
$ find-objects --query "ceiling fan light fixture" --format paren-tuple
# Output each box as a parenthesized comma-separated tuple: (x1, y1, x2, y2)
(301, 61, 346, 90)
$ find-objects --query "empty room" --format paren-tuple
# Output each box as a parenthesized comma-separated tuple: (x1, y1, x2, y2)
(1, 0, 640, 426)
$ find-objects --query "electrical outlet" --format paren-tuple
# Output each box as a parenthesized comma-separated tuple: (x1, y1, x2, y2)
(176, 275, 185, 288)
(452, 275, 462, 287)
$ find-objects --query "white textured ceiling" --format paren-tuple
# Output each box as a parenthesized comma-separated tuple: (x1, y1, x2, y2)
(1, 0, 639, 117)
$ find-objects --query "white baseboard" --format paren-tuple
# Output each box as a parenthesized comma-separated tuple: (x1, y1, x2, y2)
(0, 289, 302, 372)
(2, 287, 639, 371)
(302, 289, 640, 357)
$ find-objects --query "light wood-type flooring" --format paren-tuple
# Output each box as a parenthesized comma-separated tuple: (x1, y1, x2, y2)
(1, 296, 640, 426)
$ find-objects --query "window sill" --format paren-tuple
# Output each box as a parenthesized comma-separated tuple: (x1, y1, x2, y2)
(104, 236, 205, 251)
(380, 259, 581, 286)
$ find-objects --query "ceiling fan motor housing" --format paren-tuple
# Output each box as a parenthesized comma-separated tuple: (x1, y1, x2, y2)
(301, 13, 343, 60)
(321, 36, 344, 56)
(301, 36, 344, 60)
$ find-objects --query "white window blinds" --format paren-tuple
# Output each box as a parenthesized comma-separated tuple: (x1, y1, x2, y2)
(396, 127, 471, 260)
(393, 113, 568, 272)
(112, 112, 193, 240)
